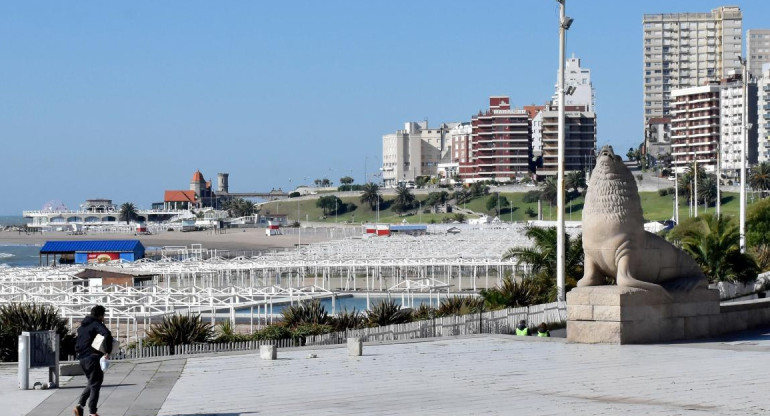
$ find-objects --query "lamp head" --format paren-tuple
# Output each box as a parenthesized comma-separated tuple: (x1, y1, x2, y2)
(562, 17, 574, 29)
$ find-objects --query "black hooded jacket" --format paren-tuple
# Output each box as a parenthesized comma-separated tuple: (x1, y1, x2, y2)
(75, 316, 113, 359)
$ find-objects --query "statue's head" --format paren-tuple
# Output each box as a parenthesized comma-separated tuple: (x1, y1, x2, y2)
(596, 145, 623, 170)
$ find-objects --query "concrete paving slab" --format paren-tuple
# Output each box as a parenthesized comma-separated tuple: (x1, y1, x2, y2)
(25, 358, 185, 416)
(157, 335, 770, 416)
(0, 365, 70, 416)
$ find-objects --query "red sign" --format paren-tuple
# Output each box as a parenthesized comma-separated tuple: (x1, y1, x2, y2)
(87, 253, 120, 264)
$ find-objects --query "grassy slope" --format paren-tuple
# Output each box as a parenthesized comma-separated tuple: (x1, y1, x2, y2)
(259, 191, 754, 224)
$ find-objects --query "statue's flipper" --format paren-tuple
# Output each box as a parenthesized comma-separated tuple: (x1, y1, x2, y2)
(577, 256, 604, 287)
(615, 242, 673, 300)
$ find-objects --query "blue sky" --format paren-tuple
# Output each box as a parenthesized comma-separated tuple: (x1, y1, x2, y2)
(1, 1, 768, 214)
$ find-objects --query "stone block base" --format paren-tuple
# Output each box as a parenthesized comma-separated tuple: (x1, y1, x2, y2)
(259, 345, 277, 360)
(567, 286, 720, 344)
(347, 337, 363, 356)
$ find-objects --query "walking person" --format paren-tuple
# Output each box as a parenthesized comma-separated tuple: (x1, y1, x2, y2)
(73, 305, 113, 416)
(537, 322, 551, 337)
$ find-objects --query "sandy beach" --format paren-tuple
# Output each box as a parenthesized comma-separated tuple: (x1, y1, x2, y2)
(0, 226, 352, 251)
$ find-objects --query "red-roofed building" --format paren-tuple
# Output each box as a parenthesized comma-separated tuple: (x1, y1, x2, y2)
(163, 190, 198, 210)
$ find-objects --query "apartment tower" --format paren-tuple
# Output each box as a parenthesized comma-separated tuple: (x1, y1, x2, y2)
(642, 6, 742, 126)
(670, 84, 721, 173)
(747, 29, 770, 79)
(465, 96, 531, 182)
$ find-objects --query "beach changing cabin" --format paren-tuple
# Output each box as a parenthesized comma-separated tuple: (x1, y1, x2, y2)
(39, 240, 145, 266)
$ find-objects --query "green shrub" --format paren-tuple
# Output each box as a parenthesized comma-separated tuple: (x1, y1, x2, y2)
(0, 303, 74, 362)
(522, 190, 541, 203)
(525, 207, 536, 218)
(291, 323, 333, 345)
(254, 324, 292, 340)
(658, 188, 669, 196)
(145, 313, 212, 350)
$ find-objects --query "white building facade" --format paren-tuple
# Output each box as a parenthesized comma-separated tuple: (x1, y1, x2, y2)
(670, 84, 720, 174)
(720, 76, 758, 178)
(381, 121, 458, 187)
(551, 55, 595, 112)
(757, 64, 770, 163)
(643, 6, 743, 125)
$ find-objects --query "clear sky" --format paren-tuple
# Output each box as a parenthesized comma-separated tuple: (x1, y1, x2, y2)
(1, 1, 768, 215)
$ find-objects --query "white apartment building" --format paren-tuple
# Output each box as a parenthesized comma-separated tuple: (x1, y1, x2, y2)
(670, 84, 720, 174)
(757, 64, 770, 163)
(748, 29, 770, 80)
(720, 75, 758, 178)
(551, 55, 595, 112)
(381, 121, 458, 187)
(643, 6, 742, 126)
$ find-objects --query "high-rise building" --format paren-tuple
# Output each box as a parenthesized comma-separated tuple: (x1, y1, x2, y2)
(551, 55, 595, 112)
(642, 6, 742, 126)
(757, 64, 770, 163)
(381, 121, 458, 187)
(720, 74, 758, 179)
(670, 84, 721, 173)
(538, 105, 596, 177)
(464, 97, 531, 182)
(747, 29, 770, 79)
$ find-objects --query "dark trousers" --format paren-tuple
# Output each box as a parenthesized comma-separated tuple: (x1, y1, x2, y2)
(78, 355, 104, 414)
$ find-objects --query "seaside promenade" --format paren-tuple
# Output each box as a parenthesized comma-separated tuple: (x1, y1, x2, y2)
(4, 328, 769, 416)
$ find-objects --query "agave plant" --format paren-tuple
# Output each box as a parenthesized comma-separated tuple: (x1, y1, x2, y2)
(366, 299, 412, 327)
(412, 304, 437, 320)
(480, 276, 548, 309)
(145, 313, 212, 349)
(213, 319, 250, 343)
(281, 299, 329, 328)
(0, 303, 74, 362)
(330, 307, 365, 331)
(436, 296, 485, 317)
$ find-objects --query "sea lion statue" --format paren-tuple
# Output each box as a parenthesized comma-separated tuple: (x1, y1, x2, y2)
(578, 145, 707, 298)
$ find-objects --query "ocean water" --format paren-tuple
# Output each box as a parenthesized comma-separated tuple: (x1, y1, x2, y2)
(0, 215, 27, 226)
(0, 244, 42, 268)
(237, 294, 441, 314)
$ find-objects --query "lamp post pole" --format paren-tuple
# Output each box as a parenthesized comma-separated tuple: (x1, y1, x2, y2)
(556, 0, 570, 302)
(739, 57, 748, 253)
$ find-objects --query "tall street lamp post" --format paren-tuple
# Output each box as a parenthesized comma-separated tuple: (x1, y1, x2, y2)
(738, 56, 748, 253)
(556, 0, 573, 302)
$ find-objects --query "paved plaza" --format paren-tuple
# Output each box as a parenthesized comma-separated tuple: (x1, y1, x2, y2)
(4, 328, 770, 415)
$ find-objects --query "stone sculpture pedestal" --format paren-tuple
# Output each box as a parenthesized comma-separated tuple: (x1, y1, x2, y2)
(567, 286, 720, 344)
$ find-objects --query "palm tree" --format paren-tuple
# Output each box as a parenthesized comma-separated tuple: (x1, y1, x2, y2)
(360, 183, 381, 210)
(698, 174, 718, 209)
(502, 226, 584, 290)
(565, 170, 587, 192)
(749, 161, 770, 198)
(680, 213, 759, 283)
(119, 202, 138, 224)
(223, 198, 256, 218)
(676, 161, 706, 204)
(539, 177, 557, 206)
(392, 184, 416, 214)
